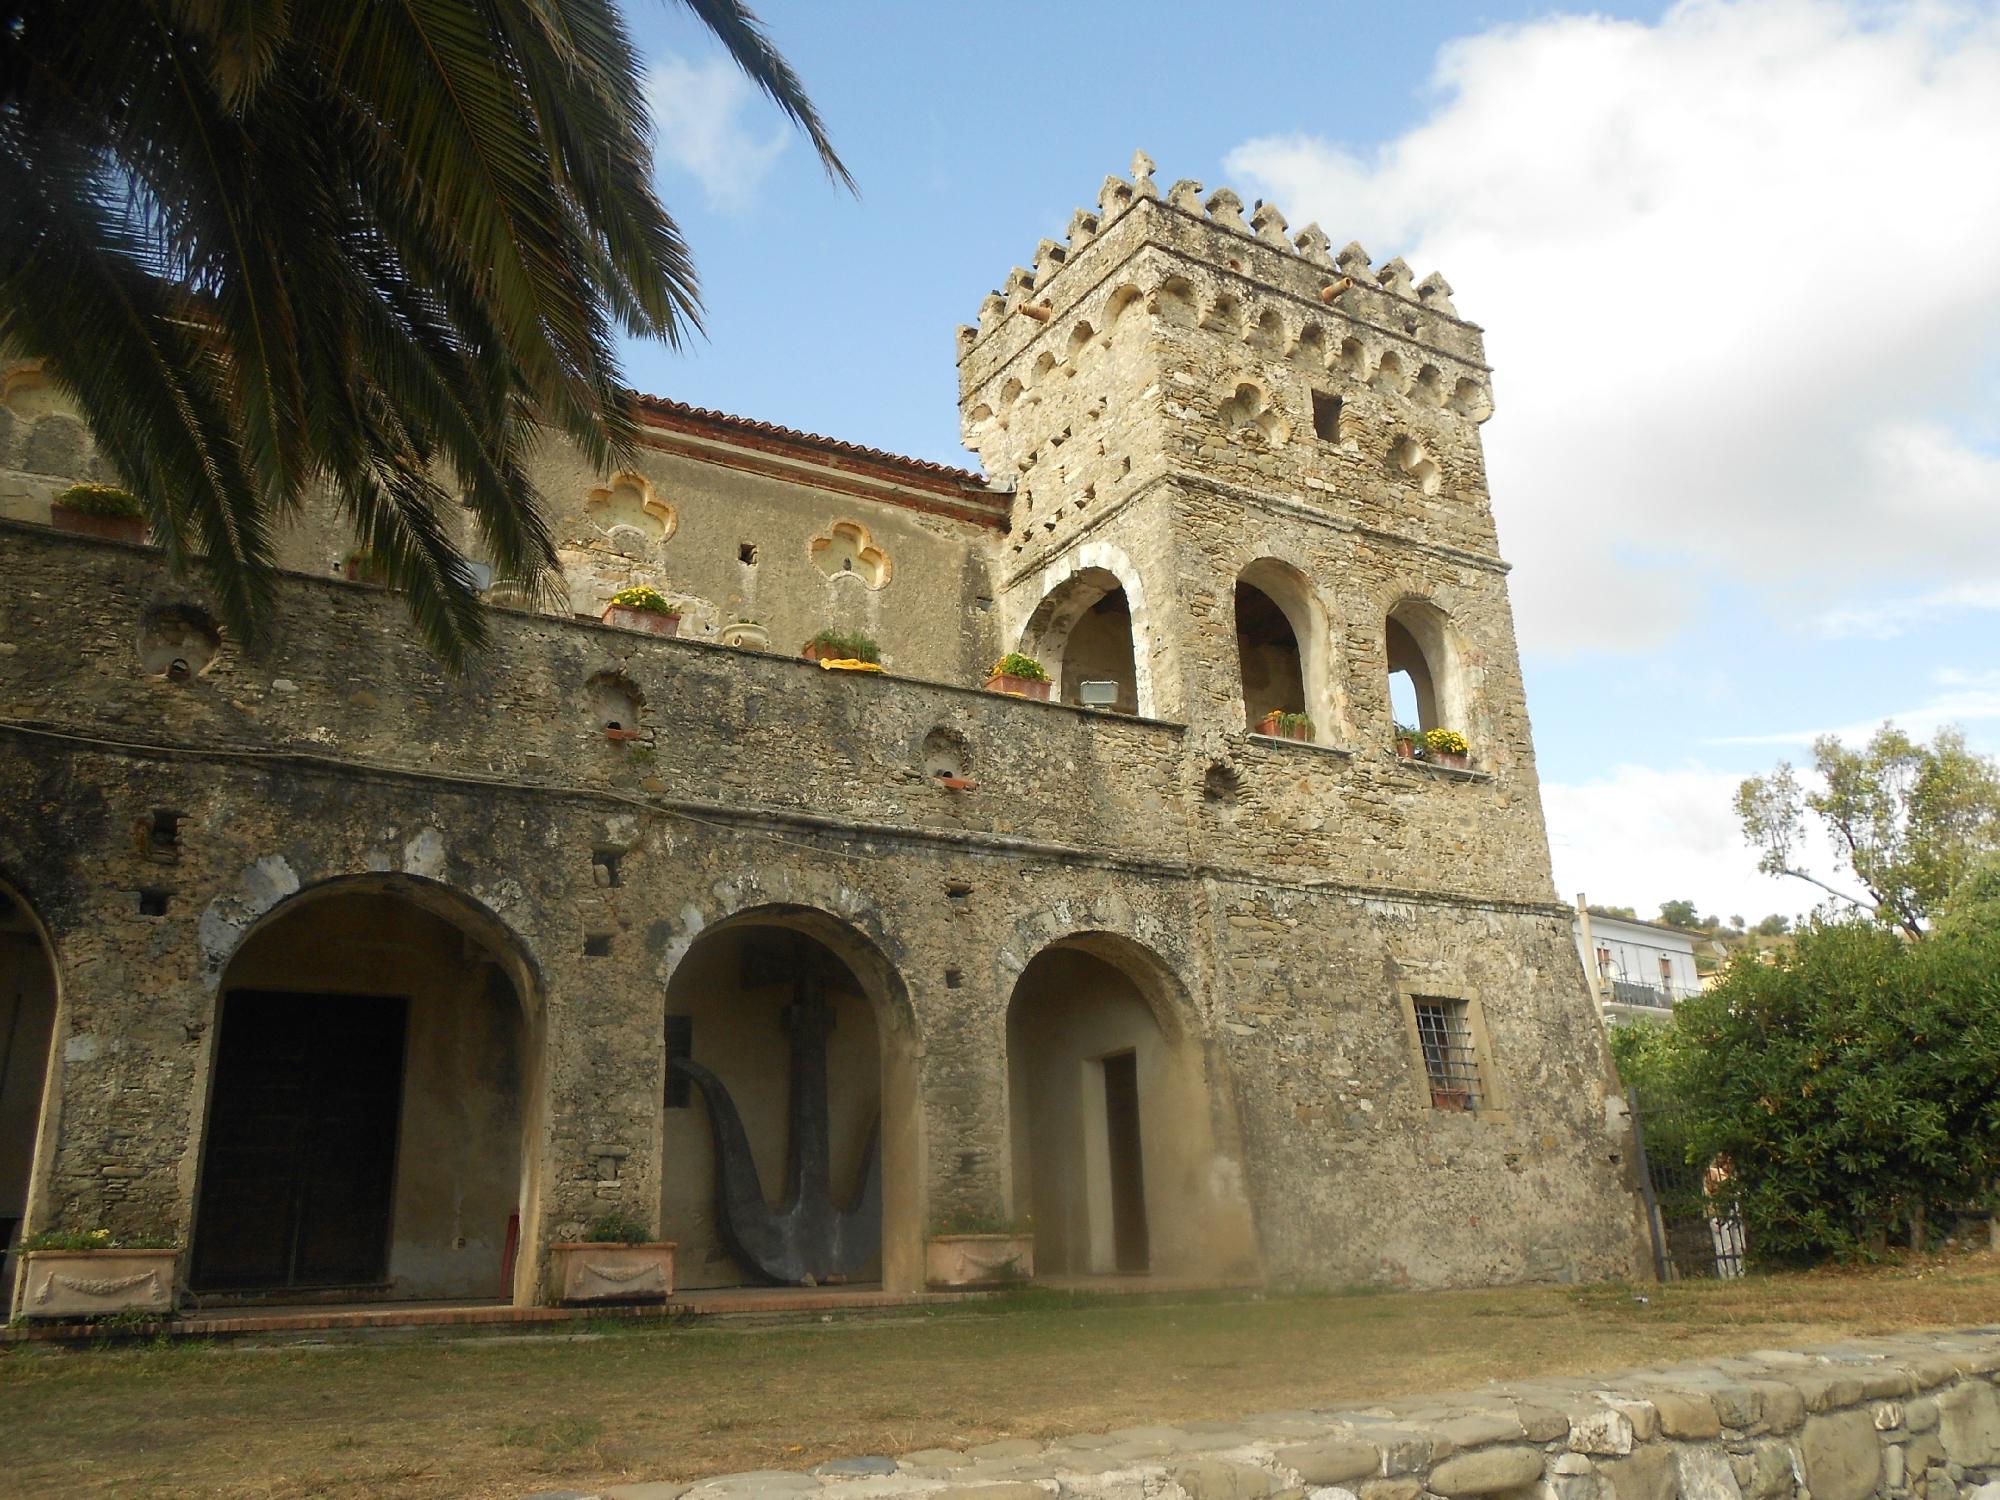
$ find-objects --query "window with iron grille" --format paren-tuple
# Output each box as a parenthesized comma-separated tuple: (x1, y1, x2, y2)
(1413, 997, 1483, 1112)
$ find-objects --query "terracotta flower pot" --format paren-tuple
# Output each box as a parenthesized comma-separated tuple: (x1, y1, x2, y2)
(19, 1247, 177, 1319)
(1431, 750, 1469, 770)
(546, 1241, 676, 1304)
(604, 727, 641, 743)
(602, 604, 679, 637)
(925, 1232, 1034, 1289)
(1257, 713, 1310, 741)
(50, 504, 146, 545)
(1395, 739, 1420, 760)
(984, 672, 1051, 700)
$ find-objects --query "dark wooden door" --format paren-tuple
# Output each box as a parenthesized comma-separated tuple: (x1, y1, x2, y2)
(191, 992, 408, 1291)
(1101, 1050, 1150, 1274)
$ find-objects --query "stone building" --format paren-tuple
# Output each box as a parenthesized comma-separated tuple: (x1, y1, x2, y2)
(0, 154, 1648, 1312)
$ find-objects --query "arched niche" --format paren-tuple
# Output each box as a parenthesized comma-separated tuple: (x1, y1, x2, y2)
(189, 875, 547, 1307)
(1236, 558, 1334, 742)
(658, 905, 920, 1292)
(1386, 596, 1466, 742)
(0, 879, 59, 1312)
(138, 603, 222, 680)
(585, 670, 643, 736)
(1003, 932, 1256, 1280)
(810, 519, 891, 589)
(586, 471, 675, 546)
(1020, 563, 1142, 715)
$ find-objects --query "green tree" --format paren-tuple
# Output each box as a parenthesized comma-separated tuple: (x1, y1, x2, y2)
(1666, 914, 2000, 1264)
(1658, 899, 1701, 928)
(1753, 914, 1792, 937)
(1736, 725, 2000, 937)
(1, 0, 848, 663)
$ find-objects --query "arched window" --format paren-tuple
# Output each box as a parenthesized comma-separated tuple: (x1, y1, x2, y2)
(1020, 565, 1139, 714)
(1386, 597, 1465, 745)
(1237, 560, 1332, 743)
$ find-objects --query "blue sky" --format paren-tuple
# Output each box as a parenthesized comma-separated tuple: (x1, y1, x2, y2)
(619, 0, 2000, 923)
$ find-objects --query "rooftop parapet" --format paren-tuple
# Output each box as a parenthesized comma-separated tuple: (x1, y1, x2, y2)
(958, 151, 1483, 373)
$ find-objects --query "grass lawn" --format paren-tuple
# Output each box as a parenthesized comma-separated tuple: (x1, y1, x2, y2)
(7, 1257, 2000, 1500)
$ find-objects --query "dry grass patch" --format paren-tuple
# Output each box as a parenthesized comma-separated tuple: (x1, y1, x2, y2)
(5, 1256, 2000, 1500)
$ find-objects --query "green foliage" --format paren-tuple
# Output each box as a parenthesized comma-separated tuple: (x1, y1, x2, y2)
(51, 482, 142, 519)
(607, 585, 677, 615)
(1737, 725, 2000, 936)
(805, 628, 880, 664)
(1754, 914, 1793, 937)
(1661, 912, 2000, 1265)
(1392, 723, 1421, 744)
(3, 1, 848, 666)
(1658, 899, 1702, 929)
(579, 1212, 650, 1245)
(24, 1227, 174, 1251)
(1587, 903, 1638, 920)
(989, 652, 1049, 683)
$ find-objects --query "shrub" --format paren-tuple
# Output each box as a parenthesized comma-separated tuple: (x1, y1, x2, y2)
(1274, 710, 1313, 736)
(805, 627, 880, 664)
(1392, 722, 1421, 744)
(607, 586, 678, 616)
(24, 1227, 175, 1251)
(52, 483, 143, 519)
(989, 652, 1049, 683)
(580, 1212, 651, 1244)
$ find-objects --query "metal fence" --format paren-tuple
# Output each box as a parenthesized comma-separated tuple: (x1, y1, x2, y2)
(1628, 1088, 1745, 1280)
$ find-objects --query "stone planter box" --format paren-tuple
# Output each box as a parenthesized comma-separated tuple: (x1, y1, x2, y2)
(546, 1241, 676, 1304)
(925, 1232, 1034, 1289)
(984, 672, 1051, 701)
(18, 1248, 177, 1319)
(601, 605, 680, 637)
(1428, 750, 1469, 770)
(49, 504, 146, 545)
(720, 622, 769, 651)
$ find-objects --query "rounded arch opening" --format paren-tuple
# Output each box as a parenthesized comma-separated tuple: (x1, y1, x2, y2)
(659, 904, 920, 1292)
(1003, 933, 1255, 1280)
(1236, 558, 1334, 743)
(1387, 596, 1467, 746)
(190, 875, 547, 1307)
(0, 877, 59, 1311)
(1020, 564, 1142, 715)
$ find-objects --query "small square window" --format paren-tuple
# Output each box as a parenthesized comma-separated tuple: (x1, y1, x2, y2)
(139, 889, 170, 917)
(738, 543, 758, 565)
(592, 850, 622, 888)
(1312, 390, 1342, 443)
(1413, 997, 1483, 1112)
(584, 933, 613, 958)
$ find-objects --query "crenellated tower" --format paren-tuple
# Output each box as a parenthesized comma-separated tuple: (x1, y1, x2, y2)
(957, 151, 1521, 793)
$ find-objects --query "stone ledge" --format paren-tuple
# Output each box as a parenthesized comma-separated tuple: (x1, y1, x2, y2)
(526, 1328, 2000, 1500)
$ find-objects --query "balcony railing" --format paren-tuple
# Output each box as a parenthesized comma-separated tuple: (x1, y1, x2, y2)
(1605, 978, 1702, 1009)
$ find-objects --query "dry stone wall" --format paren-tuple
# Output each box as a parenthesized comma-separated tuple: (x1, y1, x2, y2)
(545, 1328, 2000, 1500)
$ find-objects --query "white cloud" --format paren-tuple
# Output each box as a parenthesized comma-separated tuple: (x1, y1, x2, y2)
(1705, 667, 2000, 745)
(1813, 578, 2000, 639)
(645, 52, 788, 211)
(1227, 0, 2000, 655)
(1542, 764, 1825, 921)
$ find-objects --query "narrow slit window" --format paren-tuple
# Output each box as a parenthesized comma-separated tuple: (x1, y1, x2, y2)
(1311, 390, 1342, 443)
(1413, 997, 1482, 1112)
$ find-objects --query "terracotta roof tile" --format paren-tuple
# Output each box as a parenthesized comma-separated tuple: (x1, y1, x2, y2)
(631, 391, 990, 489)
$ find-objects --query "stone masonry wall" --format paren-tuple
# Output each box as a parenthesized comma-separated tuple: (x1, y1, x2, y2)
(547, 1327, 2000, 1500)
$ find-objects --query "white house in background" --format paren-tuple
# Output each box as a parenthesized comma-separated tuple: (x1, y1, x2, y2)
(1572, 897, 1704, 1024)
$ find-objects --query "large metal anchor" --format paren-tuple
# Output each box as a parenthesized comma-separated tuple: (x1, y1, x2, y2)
(666, 971, 882, 1285)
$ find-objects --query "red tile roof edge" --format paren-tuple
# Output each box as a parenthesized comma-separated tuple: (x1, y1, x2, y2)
(631, 392, 992, 492)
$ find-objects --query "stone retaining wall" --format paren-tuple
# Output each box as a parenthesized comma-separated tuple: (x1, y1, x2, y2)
(558, 1328, 2000, 1500)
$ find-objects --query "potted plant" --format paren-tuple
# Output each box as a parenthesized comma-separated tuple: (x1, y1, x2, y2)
(1393, 723, 1422, 760)
(721, 617, 769, 651)
(1423, 727, 1470, 769)
(17, 1227, 177, 1319)
(984, 652, 1051, 701)
(800, 628, 884, 673)
(48, 483, 147, 544)
(925, 1211, 1034, 1289)
(1431, 1085, 1472, 1112)
(602, 586, 681, 637)
(546, 1211, 676, 1305)
(1255, 710, 1313, 741)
